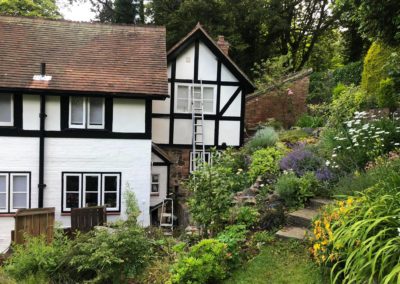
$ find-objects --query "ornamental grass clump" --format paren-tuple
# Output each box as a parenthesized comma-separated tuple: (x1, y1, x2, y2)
(245, 126, 278, 153)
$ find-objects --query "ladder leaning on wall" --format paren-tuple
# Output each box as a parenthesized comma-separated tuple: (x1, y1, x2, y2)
(191, 80, 206, 172)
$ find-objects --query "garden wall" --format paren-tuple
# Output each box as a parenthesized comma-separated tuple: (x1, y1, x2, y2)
(245, 70, 311, 133)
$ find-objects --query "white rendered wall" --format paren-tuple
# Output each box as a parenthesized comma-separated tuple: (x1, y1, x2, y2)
(223, 93, 242, 117)
(23, 95, 40, 130)
(150, 165, 168, 206)
(172, 119, 215, 145)
(218, 120, 241, 146)
(44, 138, 152, 227)
(221, 64, 238, 82)
(152, 118, 169, 144)
(45, 96, 61, 131)
(175, 44, 195, 80)
(198, 42, 218, 81)
(0, 137, 152, 251)
(0, 137, 39, 251)
(113, 99, 146, 133)
(152, 83, 171, 114)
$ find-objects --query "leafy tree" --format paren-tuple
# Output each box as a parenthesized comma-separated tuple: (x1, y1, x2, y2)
(0, 0, 61, 18)
(88, 0, 144, 23)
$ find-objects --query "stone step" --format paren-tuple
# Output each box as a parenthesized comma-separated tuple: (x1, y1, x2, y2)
(309, 197, 332, 210)
(288, 208, 319, 228)
(276, 226, 312, 241)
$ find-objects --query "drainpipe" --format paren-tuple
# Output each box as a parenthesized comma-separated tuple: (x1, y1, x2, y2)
(38, 93, 46, 208)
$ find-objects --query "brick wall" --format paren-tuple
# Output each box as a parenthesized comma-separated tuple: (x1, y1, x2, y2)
(245, 73, 310, 132)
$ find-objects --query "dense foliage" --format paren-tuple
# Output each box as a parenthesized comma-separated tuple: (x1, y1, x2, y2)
(0, 0, 60, 18)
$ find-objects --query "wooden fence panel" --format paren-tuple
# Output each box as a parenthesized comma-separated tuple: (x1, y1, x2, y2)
(71, 206, 107, 233)
(14, 208, 55, 245)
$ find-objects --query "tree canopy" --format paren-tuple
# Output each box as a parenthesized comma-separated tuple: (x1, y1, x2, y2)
(0, 0, 61, 18)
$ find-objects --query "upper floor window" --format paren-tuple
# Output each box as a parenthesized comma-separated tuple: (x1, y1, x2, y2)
(62, 172, 120, 212)
(69, 97, 104, 129)
(151, 174, 160, 196)
(0, 172, 30, 213)
(0, 94, 13, 126)
(175, 85, 215, 114)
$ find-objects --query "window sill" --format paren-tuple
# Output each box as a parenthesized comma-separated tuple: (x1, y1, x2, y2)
(151, 193, 160, 196)
(61, 211, 120, 216)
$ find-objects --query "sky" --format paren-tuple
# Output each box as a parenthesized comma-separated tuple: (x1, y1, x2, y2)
(57, 0, 96, 22)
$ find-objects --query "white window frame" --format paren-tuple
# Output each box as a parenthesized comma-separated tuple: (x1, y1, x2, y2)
(0, 174, 9, 213)
(83, 174, 101, 208)
(174, 84, 216, 114)
(102, 174, 120, 211)
(151, 174, 160, 196)
(63, 174, 82, 212)
(69, 97, 105, 129)
(190, 151, 212, 172)
(0, 93, 14, 127)
(10, 173, 29, 213)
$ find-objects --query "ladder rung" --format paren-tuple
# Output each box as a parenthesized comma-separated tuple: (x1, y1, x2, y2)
(160, 223, 173, 227)
(194, 123, 203, 126)
(161, 213, 172, 217)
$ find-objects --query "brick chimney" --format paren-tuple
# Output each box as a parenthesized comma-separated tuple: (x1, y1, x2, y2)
(217, 35, 230, 56)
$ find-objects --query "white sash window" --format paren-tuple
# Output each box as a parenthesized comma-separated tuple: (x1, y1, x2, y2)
(0, 173, 30, 214)
(175, 84, 216, 114)
(69, 97, 104, 129)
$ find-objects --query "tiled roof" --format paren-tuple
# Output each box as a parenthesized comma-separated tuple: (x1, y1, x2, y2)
(0, 16, 168, 98)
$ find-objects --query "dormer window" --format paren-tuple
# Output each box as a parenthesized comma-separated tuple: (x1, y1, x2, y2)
(69, 97, 105, 129)
(0, 93, 13, 127)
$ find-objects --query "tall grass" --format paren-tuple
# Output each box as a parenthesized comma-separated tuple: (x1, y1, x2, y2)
(245, 126, 278, 153)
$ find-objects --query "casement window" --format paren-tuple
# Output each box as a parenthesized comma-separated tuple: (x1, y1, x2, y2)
(175, 85, 215, 114)
(69, 97, 105, 129)
(0, 94, 13, 126)
(62, 173, 120, 212)
(0, 172, 30, 213)
(190, 151, 212, 172)
(151, 174, 160, 196)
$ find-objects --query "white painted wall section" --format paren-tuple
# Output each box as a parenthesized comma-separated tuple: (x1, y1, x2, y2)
(221, 64, 238, 82)
(152, 83, 171, 114)
(45, 96, 61, 131)
(203, 120, 215, 145)
(113, 99, 146, 133)
(198, 42, 218, 81)
(152, 118, 170, 144)
(151, 153, 164, 163)
(173, 119, 192, 144)
(175, 44, 195, 80)
(218, 120, 241, 146)
(23, 95, 40, 130)
(223, 93, 242, 117)
(220, 86, 239, 111)
(150, 165, 168, 206)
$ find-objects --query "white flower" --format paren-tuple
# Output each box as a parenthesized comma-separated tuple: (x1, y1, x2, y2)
(395, 143, 399, 146)
(325, 160, 331, 166)
(354, 143, 359, 146)
(332, 154, 337, 158)
(398, 228, 400, 236)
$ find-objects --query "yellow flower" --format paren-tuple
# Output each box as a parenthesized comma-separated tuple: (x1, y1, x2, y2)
(313, 243, 321, 251)
(347, 197, 354, 206)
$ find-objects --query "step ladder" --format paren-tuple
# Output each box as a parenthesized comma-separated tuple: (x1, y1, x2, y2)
(159, 198, 174, 236)
(191, 80, 206, 172)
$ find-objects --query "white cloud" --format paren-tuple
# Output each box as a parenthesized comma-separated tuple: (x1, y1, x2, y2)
(57, 0, 96, 22)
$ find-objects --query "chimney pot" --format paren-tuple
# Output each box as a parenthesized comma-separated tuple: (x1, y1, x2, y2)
(217, 35, 230, 56)
(40, 62, 46, 76)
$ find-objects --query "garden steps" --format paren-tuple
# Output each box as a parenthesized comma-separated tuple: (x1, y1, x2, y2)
(275, 226, 312, 241)
(275, 197, 332, 241)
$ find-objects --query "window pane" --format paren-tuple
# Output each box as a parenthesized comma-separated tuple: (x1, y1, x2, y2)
(177, 86, 189, 99)
(85, 193, 98, 207)
(0, 94, 12, 123)
(177, 98, 189, 112)
(152, 175, 159, 183)
(89, 98, 103, 125)
(104, 176, 117, 191)
(66, 176, 80, 192)
(203, 101, 213, 112)
(85, 176, 99, 192)
(104, 193, 117, 208)
(193, 87, 201, 100)
(13, 176, 27, 193)
(203, 87, 213, 100)
(0, 176, 6, 193)
(152, 184, 159, 193)
(0, 193, 6, 209)
(71, 97, 84, 125)
(66, 193, 79, 208)
(13, 192, 27, 208)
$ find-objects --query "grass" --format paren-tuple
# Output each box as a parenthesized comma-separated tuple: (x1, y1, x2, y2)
(224, 240, 328, 284)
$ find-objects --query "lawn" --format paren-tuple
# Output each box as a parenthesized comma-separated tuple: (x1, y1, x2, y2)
(224, 240, 328, 284)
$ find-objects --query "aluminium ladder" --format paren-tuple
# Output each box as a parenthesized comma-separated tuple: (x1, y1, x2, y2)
(159, 198, 174, 236)
(191, 81, 206, 171)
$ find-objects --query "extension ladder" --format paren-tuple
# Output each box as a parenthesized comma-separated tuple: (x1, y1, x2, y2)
(159, 198, 174, 236)
(191, 81, 206, 171)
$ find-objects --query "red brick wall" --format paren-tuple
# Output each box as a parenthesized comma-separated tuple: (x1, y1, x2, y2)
(245, 75, 309, 131)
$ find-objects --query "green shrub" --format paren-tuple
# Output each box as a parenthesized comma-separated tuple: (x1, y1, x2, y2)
(217, 225, 249, 268)
(332, 83, 347, 100)
(248, 146, 286, 180)
(361, 41, 400, 103)
(245, 126, 278, 153)
(332, 61, 363, 86)
(275, 172, 319, 208)
(4, 229, 72, 282)
(68, 224, 151, 283)
(279, 129, 310, 144)
(187, 150, 251, 236)
(296, 114, 325, 128)
(168, 239, 230, 284)
(229, 206, 260, 229)
(307, 71, 335, 104)
(377, 77, 398, 110)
